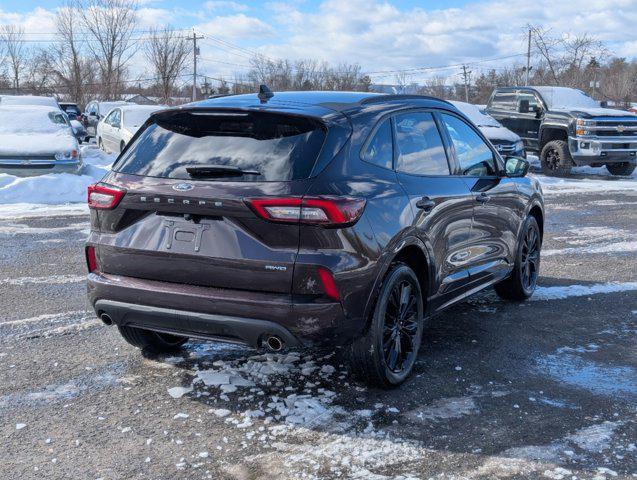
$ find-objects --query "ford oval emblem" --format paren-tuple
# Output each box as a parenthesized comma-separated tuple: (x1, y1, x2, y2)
(173, 183, 194, 192)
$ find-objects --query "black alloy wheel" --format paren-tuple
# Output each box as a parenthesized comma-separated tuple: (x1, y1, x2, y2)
(520, 222, 540, 291)
(349, 263, 424, 387)
(494, 216, 541, 301)
(383, 279, 420, 373)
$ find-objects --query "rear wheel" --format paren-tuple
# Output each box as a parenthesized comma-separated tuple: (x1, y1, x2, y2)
(495, 216, 541, 301)
(540, 140, 573, 176)
(349, 263, 424, 388)
(606, 162, 636, 176)
(117, 325, 188, 354)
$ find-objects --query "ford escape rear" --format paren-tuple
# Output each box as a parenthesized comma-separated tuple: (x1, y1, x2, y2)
(87, 90, 544, 387)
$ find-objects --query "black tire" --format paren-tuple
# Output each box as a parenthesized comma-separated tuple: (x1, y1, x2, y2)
(495, 216, 541, 301)
(540, 140, 573, 176)
(606, 162, 636, 176)
(117, 325, 188, 355)
(349, 263, 424, 388)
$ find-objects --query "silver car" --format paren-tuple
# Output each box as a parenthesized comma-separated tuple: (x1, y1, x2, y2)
(0, 105, 82, 175)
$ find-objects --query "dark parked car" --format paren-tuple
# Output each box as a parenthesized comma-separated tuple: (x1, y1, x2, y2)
(86, 91, 544, 387)
(59, 102, 81, 120)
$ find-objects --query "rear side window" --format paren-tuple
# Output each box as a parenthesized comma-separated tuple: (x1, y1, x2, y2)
(362, 118, 393, 169)
(394, 112, 449, 176)
(440, 113, 497, 177)
(114, 111, 327, 182)
(490, 92, 516, 111)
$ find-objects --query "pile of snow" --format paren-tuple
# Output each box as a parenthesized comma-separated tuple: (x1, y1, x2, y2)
(188, 352, 343, 428)
(532, 173, 636, 194)
(0, 146, 115, 206)
(532, 281, 637, 301)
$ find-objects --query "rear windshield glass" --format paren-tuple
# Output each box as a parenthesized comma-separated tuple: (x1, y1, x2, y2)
(113, 111, 327, 181)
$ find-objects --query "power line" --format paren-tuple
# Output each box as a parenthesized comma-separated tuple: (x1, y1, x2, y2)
(366, 53, 528, 77)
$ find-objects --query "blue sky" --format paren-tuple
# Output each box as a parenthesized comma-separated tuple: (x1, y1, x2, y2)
(2, 0, 636, 84)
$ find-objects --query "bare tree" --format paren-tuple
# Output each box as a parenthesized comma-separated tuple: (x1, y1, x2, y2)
(52, 3, 95, 106)
(144, 26, 190, 104)
(23, 49, 56, 94)
(0, 25, 28, 92)
(78, 0, 139, 99)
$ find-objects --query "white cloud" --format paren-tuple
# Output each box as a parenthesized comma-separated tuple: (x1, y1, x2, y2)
(204, 1, 249, 12)
(195, 13, 274, 40)
(1, 0, 636, 83)
(257, 0, 637, 82)
(0, 7, 56, 35)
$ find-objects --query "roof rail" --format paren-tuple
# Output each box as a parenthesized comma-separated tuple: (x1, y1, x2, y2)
(360, 94, 453, 106)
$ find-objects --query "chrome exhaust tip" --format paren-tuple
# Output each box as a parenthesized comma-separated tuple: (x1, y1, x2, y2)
(265, 335, 284, 352)
(100, 313, 113, 326)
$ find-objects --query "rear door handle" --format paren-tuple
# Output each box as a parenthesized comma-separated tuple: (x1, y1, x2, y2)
(475, 192, 491, 204)
(415, 197, 436, 211)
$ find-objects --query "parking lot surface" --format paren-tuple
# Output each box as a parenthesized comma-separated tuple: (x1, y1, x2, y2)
(1, 173, 636, 479)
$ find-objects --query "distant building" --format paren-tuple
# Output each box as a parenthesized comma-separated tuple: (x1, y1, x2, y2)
(123, 94, 157, 105)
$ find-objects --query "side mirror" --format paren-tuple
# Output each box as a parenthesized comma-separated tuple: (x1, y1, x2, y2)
(533, 106, 543, 118)
(518, 99, 530, 114)
(504, 156, 529, 177)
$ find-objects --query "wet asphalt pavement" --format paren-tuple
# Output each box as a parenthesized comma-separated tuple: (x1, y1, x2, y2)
(1, 175, 636, 479)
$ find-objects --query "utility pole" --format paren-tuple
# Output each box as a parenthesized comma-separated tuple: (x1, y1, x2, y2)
(460, 65, 471, 102)
(191, 31, 204, 102)
(525, 28, 532, 86)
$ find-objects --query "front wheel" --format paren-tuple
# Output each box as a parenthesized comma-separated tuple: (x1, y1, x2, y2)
(540, 140, 573, 176)
(495, 216, 541, 301)
(606, 162, 636, 176)
(349, 263, 424, 388)
(118, 325, 188, 355)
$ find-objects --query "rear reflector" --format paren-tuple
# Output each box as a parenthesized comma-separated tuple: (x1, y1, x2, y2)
(88, 183, 126, 210)
(85, 246, 99, 273)
(317, 267, 340, 301)
(246, 196, 365, 227)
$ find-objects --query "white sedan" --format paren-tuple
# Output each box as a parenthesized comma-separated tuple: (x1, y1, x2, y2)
(97, 105, 165, 154)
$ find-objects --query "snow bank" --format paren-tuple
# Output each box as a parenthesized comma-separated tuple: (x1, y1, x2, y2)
(0, 146, 115, 206)
(532, 282, 637, 300)
(533, 174, 637, 194)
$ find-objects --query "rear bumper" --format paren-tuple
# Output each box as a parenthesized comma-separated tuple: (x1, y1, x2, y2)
(87, 272, 349, 348)
(95, 299, 302, 348)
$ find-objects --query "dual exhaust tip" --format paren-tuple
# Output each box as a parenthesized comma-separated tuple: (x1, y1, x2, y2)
(100, 312, 285, 352)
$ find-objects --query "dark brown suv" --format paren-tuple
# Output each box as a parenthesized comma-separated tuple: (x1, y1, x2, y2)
(86, 90, 544, 387)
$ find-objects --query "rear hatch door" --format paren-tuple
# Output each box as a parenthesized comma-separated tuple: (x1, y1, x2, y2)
(94, 108, 331, 294)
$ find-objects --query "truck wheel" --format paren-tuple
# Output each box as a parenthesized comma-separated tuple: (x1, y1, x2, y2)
(495, 216, 541, 301)
(118, 325, 188, 354)
(349, 263, 424, 388)
(606, 162, 636, 176)
(540, 140, 573, 176)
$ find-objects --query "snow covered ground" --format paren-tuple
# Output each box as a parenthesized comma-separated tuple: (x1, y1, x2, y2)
(0, 146, 115, 215)
(1, 148, 636, 479)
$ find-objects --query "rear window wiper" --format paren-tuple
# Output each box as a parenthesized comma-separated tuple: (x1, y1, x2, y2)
(186, 165, 261, 177)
